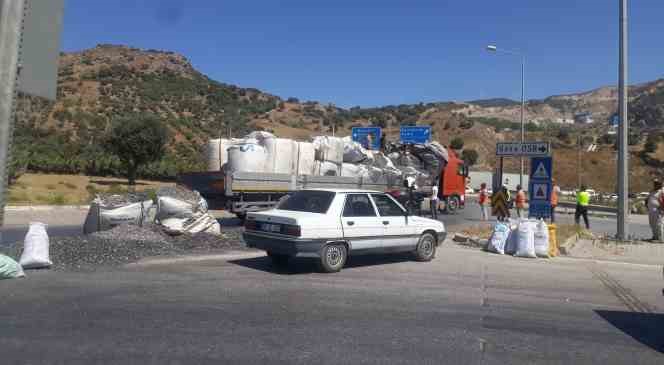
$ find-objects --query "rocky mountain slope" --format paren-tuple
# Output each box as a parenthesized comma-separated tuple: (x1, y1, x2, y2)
(11, 44, 664, 191)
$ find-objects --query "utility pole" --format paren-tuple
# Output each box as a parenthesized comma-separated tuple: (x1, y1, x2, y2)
(617, 0, 629, 240)
(519, 56, 525, 188)
(0, 0, 26, 242)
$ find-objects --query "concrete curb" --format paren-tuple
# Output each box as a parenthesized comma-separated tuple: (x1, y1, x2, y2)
(4, 205, 90, 211)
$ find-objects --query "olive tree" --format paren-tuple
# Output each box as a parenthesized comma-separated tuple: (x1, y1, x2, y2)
(105, 114, 169, 185)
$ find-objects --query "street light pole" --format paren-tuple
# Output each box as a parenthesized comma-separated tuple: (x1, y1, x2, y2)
(617, 0, 629, 240)
(487, 45, 526, 187)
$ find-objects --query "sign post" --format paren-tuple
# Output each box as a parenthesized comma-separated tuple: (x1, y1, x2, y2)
(351, 127, 381, 150)
(528, 157, 553, 219)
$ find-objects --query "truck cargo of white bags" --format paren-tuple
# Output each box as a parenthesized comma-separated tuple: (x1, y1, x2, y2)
(312, 136, 344, 164)
(264, 137, 298, 174)
(313, 161, 339, 176)
(342, 137, 371, 163)
(206, 138, 235, 172)
(227, 143, 267, 173)
(0, 254, 25, 279)
(296, 142, 316, 175)
(341, 163, 369, 178)
(19, 222, 52, 269)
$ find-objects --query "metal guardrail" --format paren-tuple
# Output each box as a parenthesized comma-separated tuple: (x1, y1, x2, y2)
(557, 201, 617, 214)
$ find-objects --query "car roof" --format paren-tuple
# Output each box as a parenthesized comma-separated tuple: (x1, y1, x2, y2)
(302, 188, 384, 194)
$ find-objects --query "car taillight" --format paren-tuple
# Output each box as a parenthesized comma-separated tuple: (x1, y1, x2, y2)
(282, 224, 301, 237)
(244, 219, 257, 230)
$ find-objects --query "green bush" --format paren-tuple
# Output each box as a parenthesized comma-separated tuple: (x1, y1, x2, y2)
(450, 137, 464, 150)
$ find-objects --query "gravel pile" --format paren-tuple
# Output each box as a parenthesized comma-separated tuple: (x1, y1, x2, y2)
(0, 224, 246, 272)
(95, 192, 152, 207)
(157, 186, 201, 204)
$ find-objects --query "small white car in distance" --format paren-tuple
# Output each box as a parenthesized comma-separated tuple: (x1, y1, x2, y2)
(243, 189, 446, 273)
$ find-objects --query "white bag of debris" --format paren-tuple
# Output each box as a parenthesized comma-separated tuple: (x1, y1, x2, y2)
(156, 196, 194, 220)
(19, 222, 52, 269)
(488, 222, 510, 255)
(264, 137, 297, 174)
(312, 136, 344, 164)
(342, 137, 371, 163)
(245, 131, 275, 144)
(534, 220, 550, 258)
(227, 143, 267, 173)
(296, 142, 316, 175)
(313, 161, 339, 176)
(504, 219, 520, 255)
(341, 163, 369, 178)
(515, 220, 537, 258)
(161, 212, 220, 236)
(206, 138, 240, 172)
(98, 200, 154, 231)
(372, 152, 396, 170)
(0, 254, 25, 279)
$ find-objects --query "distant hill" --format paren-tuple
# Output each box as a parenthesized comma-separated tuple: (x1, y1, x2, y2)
(467, 98, 520, 108)
(11, 44, 664, 190)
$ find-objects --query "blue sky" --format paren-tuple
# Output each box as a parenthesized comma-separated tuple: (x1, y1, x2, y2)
(62, 0, 664, 108)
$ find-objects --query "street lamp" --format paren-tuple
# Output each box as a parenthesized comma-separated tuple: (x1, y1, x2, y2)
(486, 44, 526, 188)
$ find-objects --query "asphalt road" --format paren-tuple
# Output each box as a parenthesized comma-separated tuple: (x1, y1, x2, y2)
(1, 244, 662, 364)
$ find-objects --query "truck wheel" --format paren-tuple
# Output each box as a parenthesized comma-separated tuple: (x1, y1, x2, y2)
(318, 244, 347, 273)
(445, 196, 460, 214)
(414, 233, 437, 262)
(267, 252, 290, 266)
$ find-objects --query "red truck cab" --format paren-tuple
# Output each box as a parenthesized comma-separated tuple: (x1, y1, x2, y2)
(437, 149, 468, 212)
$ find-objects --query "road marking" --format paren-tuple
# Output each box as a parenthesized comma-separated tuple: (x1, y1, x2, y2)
(126, 251, 264, 267)
(587, 264, 654, 314)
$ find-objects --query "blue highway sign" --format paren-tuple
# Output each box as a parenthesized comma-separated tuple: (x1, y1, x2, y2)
(351, 127, 382, 150)
(400, 126, 432, 144)
(528, 157, 553, 219)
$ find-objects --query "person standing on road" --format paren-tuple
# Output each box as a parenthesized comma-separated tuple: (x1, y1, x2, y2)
(430, 184, 439, 220)
(646, 180, 663, 241)
(479, 183, 489, 221)
(515, 185, 526, 218)
(550, 180, 561, 223)
(575, 185, 590, 229)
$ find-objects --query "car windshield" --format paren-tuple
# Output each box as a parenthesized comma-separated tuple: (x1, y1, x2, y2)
(277, 191, 335, 213)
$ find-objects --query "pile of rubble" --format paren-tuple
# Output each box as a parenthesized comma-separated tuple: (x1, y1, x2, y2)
(1, 223, 245, 272)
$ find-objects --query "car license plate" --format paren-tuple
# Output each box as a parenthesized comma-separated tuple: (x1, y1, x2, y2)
(261, 223, 281, 233)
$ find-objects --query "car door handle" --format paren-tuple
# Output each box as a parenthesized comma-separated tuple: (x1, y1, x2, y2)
(382, 221, 389, 225)
(347, 221, 355, 226)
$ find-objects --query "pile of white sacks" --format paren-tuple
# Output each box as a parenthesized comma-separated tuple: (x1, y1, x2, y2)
(487, 219, 552, 258)
(83, 188, 221, 236)
(207, 131, 446, 183)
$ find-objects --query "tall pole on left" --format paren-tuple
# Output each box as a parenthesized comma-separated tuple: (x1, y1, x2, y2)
(0, 0, 26, 243)
(617, 0, 629, 240)
(519, 56, 525, 188)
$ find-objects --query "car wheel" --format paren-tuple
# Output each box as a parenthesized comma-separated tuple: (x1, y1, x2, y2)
(445, 196, 460, 214)
(318, 244, 347, 273)
(267, 252, 290, 266)
(414, 233, 437, 262)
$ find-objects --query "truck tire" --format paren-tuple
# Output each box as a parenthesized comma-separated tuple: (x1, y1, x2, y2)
(413, 233, 436, 262)
(318, 244, 347, 273)
(267, 252, 290, 266)
(445, 196, 460, 214)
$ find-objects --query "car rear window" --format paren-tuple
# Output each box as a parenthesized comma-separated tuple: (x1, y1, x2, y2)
(277, 191, 335, 213)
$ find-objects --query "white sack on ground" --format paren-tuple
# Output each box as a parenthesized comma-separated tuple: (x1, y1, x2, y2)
(0, 254, 25, 279)
(504, 219, 520, 255)
(515, 220, 537, 258)
(296, 142, 316, 175)
(161, 212, 220, 236)
(156, 196, 194, 220)
(19, 222, 52, 269)
(534, 220, 550, 258)
(98, 200, 154, 231)
(488, 222, 510, 255)
(227, 143, 267, 173)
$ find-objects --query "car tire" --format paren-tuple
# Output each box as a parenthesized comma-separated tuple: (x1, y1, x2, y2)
(318, 244, 347, 273)
(445, 196, 460, 214)
(414, 233, 437, 262)
(267, 252, 290, 266)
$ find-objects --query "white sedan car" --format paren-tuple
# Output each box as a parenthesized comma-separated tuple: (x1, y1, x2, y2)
(243, 189, 446, 273)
